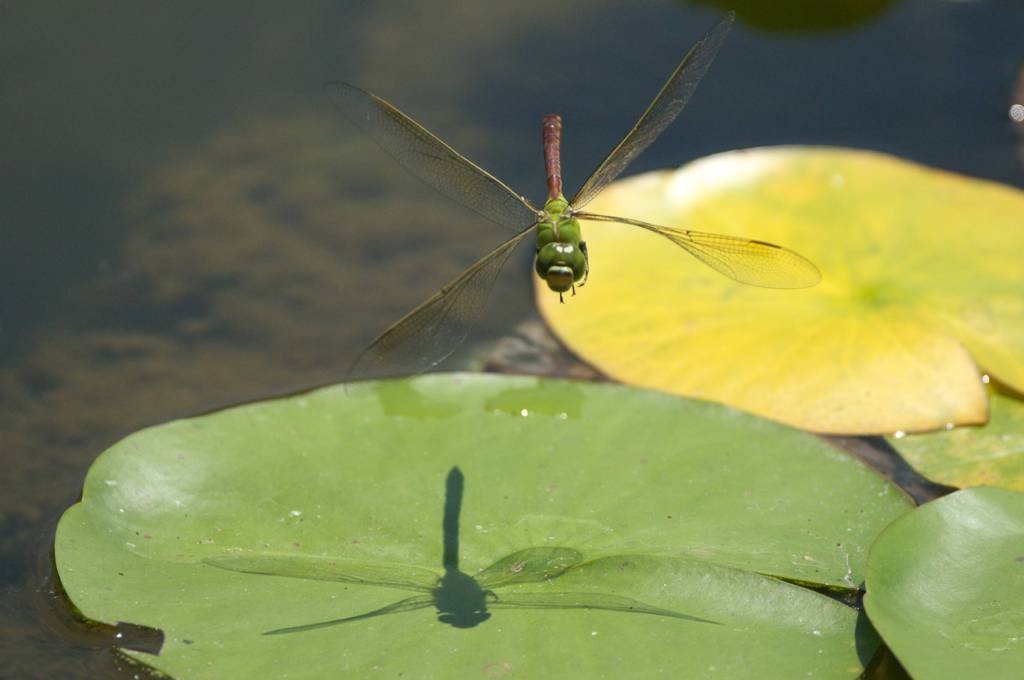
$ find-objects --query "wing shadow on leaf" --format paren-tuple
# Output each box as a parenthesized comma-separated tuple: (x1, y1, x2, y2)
(204, 467, 717, 633)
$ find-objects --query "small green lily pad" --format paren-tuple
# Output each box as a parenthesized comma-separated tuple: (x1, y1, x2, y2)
(56, 373, 909, 678)
(888, 390, 1024, 491)
(865, 487, 1024, 678)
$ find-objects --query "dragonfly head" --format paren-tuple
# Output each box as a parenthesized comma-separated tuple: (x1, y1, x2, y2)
(536, 242, 586, 293)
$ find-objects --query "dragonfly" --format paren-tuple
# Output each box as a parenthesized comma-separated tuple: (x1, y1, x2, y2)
(332, 12, 820, 379)
(205, 467, 714, 634)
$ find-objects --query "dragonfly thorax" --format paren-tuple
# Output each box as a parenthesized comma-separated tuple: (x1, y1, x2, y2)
(535, 197, 585, 292)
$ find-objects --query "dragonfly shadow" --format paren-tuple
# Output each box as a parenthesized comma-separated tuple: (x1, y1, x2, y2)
(204, 467, 718, 634)
(435, 466, 492, 628)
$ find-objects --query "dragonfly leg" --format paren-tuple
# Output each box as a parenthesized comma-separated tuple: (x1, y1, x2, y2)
(579, 241, 590, 287)
(559, 292, 564, 304)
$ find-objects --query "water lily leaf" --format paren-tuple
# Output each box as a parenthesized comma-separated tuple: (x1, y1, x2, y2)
(55, 373, 909, 678)
(887, 389, 1024, 491)
(536, 147, 1024, 434)
(864, 487, 1024, 678)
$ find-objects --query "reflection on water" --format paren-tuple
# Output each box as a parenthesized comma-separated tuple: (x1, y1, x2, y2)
(370, 373, 586, 420)
(485, 382, 585, 419)
(1, 0, 1022, 675)
(375, 379, 464, 419)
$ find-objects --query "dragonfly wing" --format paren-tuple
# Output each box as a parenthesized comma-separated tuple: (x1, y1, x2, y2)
(347, 224, 537, 379)
(488, 591, 718, 625)
(570, 13, 734, 210)
(263, 595, 435, 635)
(204, 554, 439, 593)
(327, 81, 540, 232)
(575, 212, 821, 289)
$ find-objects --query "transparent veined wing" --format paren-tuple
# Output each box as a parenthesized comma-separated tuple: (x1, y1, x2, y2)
(327, 81, 540, 232)
(575, 212, 821, 289)
(264, 595, 435, 635)
(487, 591, 718, 624)
(570, 12, 734, 211)
(203, 554, 439, 593)
(347, 224, 538, 380)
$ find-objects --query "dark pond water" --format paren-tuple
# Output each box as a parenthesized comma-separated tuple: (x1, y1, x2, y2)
(1, 0, 1021, 676)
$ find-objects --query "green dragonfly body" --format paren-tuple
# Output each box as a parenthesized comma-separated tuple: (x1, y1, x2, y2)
(535, 196, 586, 293)
(329, 11, 820, 378)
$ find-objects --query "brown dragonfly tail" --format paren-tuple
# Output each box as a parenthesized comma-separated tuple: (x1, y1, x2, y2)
(542, 114, 562, 199)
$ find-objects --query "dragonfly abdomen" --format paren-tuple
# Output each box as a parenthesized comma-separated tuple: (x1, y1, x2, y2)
(543, 114, 563, 200)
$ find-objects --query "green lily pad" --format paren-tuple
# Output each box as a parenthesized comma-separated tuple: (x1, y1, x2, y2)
(864, 487, 1024, 678)
(888, 389, 1024, 491)
(56, 373, 909, 678)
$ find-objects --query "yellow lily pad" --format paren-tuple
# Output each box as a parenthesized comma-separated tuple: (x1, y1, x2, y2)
(536, 147, 1024, 434)
(887, 389, 1024, 491)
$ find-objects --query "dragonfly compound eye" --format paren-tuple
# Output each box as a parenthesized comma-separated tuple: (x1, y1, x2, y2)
(537, 242, 585, 292)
